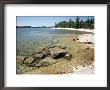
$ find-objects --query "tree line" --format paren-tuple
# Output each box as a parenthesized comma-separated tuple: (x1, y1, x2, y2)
(55, 17, 94, 29)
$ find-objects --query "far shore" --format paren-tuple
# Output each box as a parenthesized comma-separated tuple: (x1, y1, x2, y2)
(51, 27, 94, 33)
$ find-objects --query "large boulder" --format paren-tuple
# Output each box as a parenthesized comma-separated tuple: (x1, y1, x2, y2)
(50, 51, 68, 59)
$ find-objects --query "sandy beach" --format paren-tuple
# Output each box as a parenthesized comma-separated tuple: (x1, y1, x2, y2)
(52, 27, 94, 33)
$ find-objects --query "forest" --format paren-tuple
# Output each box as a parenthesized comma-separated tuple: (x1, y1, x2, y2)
(55, 17, 94, 29)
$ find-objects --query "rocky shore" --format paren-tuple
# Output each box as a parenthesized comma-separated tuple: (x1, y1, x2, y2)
(16, 30, 94, 74)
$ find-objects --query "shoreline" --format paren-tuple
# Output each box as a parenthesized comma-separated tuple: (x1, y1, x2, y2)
(51, 27, 94, 33)
(52, 27, 94, 48)
(78, 34, 94, 48)
(17, 28, 94, 74)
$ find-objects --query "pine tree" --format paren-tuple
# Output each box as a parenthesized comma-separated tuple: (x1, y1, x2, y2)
(75, 16, 80, 29)
(80, 20, 84, 28)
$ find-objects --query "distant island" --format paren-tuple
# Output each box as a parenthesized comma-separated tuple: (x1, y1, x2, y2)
(16, 26, 52, 28)
(16, 26, 32, 28)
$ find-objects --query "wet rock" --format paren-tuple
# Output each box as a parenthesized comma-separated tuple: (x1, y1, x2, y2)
(40, 48, 51, 56)
(77, 38, 79, 40)
(34, 62, 42, 67)
(73, 39, 76, 41)
(86, 47, 90, 49)
(64, 53, 72, 60)
(41, 61, 51, 67)
(52, 37, 55, 39)
(33, 51, 42, 55)
(23, 56, 34, 64)
(58, 45, 66, 49)
(51, 51, 68, 59)
(33, 53, 46, 60)
(57, 72, 65, 74)
(75, 67, 78, 69)
(84, 42, 93, 44)
(33, 61, 51, 67)
(48, 45, 56, 49)
(33, 48, 50, 59)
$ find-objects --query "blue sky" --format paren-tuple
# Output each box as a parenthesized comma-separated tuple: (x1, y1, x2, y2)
(16, 16, 94, 27)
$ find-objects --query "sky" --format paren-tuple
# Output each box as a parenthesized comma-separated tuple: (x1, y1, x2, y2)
(16, 16, 94, 27)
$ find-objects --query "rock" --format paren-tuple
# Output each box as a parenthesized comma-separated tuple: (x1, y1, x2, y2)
(58, 45, 66, 49)
(32, 61, 51, 67)
(33, 51, 42, 55)
(32, 48, 50, 60)
(86, 47, 90, 49)
(77, 38, 79, 40)
(51, 51, 68, 59)
(34, 62, 42, 67)
(64, 53, 72, 60)
(73, 39, 76, 41)
(23, 56, 34, 64)
(48, 45, 56, 49)
(57, 72, 65, 74)
(52, 37, 55, 39)
(33, 53, 46, 60)
(53, 39, 58, 43)
(84, 42, 93, 44)
(41, 48, 51, 56)
(41, 61, 51, 67)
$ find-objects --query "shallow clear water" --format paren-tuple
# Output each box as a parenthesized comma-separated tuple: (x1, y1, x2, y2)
(16, 28, 87, 55)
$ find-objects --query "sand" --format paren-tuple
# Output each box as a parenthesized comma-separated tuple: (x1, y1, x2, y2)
(72, 64, 94, 74)
(78, 34, 94, 48)
(52, 28, 94, 33)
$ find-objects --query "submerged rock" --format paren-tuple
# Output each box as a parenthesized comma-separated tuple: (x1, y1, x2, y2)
(48, 45, 56, 48)
(58, 45, 66, 49)
(52, 37, 55, 39)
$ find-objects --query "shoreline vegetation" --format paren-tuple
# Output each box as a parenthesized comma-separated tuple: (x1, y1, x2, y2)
(16, 16, 94, 74)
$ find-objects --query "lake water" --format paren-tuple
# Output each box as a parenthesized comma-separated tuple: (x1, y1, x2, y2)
(16, 28, 88, 55)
